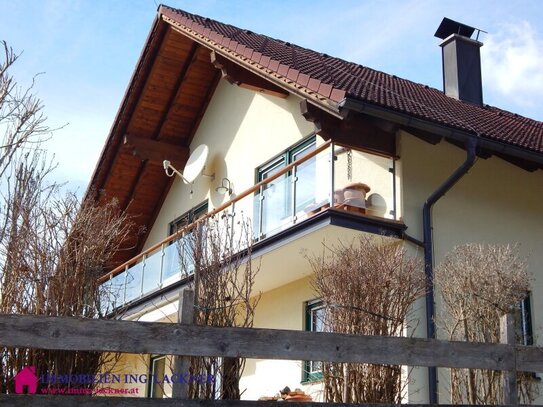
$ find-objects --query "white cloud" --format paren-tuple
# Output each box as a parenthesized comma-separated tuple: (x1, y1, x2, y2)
(483, 21, 543, 109)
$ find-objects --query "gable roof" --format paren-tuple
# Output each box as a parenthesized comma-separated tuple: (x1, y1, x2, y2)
(88, 5, 542, 270)
(160, 5, 543, 156)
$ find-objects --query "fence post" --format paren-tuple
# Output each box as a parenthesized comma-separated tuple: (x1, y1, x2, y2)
(172, 288, 195, 399)
(500, 312, 518, 406)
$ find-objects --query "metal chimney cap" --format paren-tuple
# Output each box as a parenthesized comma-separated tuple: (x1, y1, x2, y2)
(435, 17, 477, 40)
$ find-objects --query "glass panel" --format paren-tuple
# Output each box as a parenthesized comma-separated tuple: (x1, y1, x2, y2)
(162, 242, 182, 286)
(124, 261, 143, 303)
(177, 234, 196, 277)
(305, 302, 325, 379)
(162, 235, 195, 287)
(295, 155, 317, 214)
(100, 271, 126, 313)
(333, 147, 395, 219)
(142, 250, 162, 295)
(260, 173, 292, 237)
(311, 306, 325, 332)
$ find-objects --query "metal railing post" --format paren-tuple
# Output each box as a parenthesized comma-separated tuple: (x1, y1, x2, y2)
(291, 164, 298, 224)
(122, 265, 129, 305)
(330, 142, 335, 207)
(158, 243, 165, 288)
(230, 201, 236, 249)
(258, 184, 265, 239)
(140, 255, 146, 298)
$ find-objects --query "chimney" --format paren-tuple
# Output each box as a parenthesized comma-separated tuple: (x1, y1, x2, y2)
(435, 18, 485, 106)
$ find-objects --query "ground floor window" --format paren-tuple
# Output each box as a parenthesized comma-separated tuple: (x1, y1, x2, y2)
(517, 294, 533, 346)
(303, 300, 324, 382)
(148, 355, 167, 398)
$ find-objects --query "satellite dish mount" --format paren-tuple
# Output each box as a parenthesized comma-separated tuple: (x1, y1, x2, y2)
(163, 144, 214, 197)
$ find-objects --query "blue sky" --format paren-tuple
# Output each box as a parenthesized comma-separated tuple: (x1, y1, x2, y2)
(1, 0, 542, 191)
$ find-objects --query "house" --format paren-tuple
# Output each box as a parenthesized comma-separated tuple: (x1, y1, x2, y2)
(87, 5, 543, 403)
(13, 366, 38, 394)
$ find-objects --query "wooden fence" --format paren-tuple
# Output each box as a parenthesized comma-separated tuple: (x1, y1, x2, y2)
(0, 302, 541, 406)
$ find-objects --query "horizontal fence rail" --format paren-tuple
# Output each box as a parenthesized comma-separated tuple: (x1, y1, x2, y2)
(0, 395, 535, 407)
(0, 314, 541, 373)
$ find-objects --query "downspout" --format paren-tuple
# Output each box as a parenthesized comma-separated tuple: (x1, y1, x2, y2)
(423, 137, 477, 404)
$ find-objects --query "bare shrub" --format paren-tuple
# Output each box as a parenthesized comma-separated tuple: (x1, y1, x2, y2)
(0, 41, 53, 179)
(179, 213, 260, 399)
(0, 151, 133, 393)
(307, 235, 426, 403)
(435, 243, 535, 404)
(0, 40, 133, 393)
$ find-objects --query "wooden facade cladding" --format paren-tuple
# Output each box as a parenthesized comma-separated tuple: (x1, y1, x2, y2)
(90, 21, 221, 268)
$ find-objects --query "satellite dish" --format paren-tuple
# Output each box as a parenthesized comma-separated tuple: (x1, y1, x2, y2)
(183, 144, 209, 183)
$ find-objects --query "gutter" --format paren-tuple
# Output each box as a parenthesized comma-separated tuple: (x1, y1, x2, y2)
(339, 98, 543, 167)
(423, 137, 477, 403)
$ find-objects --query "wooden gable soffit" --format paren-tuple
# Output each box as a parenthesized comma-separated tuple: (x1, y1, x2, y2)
(210, 51, 289, 98)
(123, 134, 189, 169)
(300, 99, 397, 156)
(300, 99, 342, 139)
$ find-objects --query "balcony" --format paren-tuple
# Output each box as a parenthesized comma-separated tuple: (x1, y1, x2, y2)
(98, 140, 402, 313)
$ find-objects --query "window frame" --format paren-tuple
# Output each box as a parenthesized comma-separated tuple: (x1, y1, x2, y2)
(302, 299, 325, 383)
(518, 293, 533, 346)
(148, 355, 167, 398)
(169, 200, 209, 236)
(255, 135, 317, 184)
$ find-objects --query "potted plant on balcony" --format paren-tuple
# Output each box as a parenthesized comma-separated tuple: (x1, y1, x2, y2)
(342, 182, 371, 208)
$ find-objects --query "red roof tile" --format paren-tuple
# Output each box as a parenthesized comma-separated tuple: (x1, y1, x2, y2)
(160, 6, 543, 156)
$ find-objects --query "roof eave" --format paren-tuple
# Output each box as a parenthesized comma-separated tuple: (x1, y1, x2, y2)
(340, 97, 543, 168)
(83, 12, 167, 203)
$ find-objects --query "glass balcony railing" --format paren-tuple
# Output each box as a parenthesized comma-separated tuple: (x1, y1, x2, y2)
(98, 141, 399, 313)
(99, 234, 196, 314)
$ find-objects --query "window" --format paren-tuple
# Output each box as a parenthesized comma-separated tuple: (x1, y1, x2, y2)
(255, 136, 317, 237)
(148, 355, 166, 398)
(303, 300, 324, 382)
(169, 201, 209, 235)
(517, 294, 533, 346)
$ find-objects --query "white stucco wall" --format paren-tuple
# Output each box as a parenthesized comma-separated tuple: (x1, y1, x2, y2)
(143, 79, 315, 250)
(239, 276, 324, 401)
(399, 130, 543, 404)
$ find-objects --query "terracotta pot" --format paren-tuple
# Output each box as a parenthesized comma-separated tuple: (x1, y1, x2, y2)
(334, 189, 345, 204)
(285, 394, 312, 402)
(342, 182, 370, 207)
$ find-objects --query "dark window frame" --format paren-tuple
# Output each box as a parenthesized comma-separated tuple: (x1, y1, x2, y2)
(302, 299, 324, 383)
(169, 200, 209, 236)
(518, 293, 533, 346)
(255, 135, 317, 184)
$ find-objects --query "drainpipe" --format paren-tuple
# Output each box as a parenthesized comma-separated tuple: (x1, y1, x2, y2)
(423, 137, 477, 404)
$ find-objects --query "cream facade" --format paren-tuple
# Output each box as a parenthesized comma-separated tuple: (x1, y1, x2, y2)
(105, 78, 542, 402)
(399, 130, 543, 404)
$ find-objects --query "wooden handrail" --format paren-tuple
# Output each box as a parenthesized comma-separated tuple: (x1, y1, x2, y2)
(97, 139, 332, 284)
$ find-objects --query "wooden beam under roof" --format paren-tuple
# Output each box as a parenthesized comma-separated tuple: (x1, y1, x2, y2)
(300, 99, 397, 157)
(154, 42, 199, 140)
(210, 51, 289, 98)
(123, 134, 189, 169)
